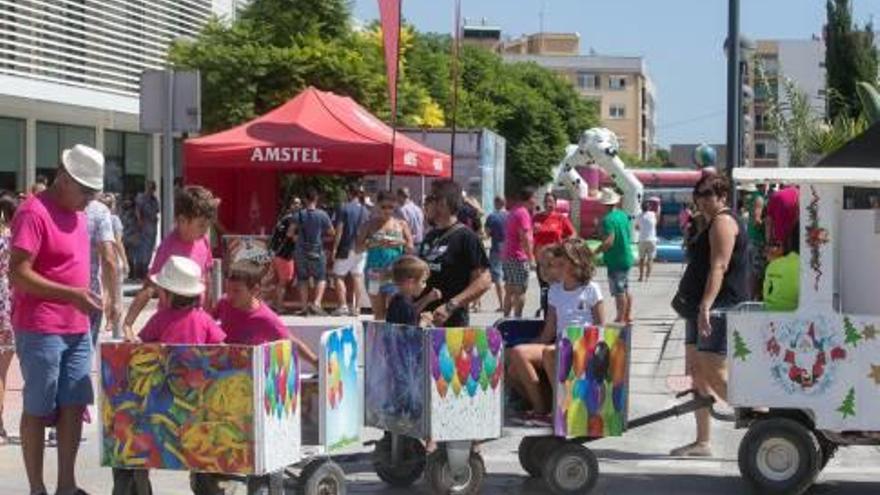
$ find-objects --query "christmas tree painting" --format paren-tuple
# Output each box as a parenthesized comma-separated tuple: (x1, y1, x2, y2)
(844, 317, 862, 347)
(837, 387, 856, 419)
(732, 331, 751, 361)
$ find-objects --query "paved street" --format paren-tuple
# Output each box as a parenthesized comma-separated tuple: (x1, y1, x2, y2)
(1, 263, 879, 493)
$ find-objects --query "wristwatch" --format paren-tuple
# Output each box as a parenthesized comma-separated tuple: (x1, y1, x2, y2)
(445, 300, 459, 314)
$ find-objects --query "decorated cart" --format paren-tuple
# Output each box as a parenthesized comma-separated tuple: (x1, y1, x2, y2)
(364, 321, 504, 494)
(498, 320, 633, 495)
(728, 168, 880, 495)
(100, 325, 362, 495)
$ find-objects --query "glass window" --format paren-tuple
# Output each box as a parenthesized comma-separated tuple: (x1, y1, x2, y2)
(609, 104, 626, 119)
(0, 117, 23, 191)
(104, 130, 125, 194)
(609, 75, 627, 90)
(577, 72, 600, 90)
(36, 122, 95, 180)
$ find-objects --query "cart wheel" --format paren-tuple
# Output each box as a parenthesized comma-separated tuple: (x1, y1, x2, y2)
(426, 449, 485, 495)
(738, 417, 822, 495)
(112, 469, 153, 495)
(518, 436, 562, 478)
(301, 459, 346, 495)
(372, 433, 427, 487)
(189, 473, 223, 495)
(541, 442, 599, 495)
(246, 471, 286, 495)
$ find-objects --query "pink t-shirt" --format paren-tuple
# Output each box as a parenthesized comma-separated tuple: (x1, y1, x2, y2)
(150, 230, 213, 307)
(214, 298, 290, 345)
(767, 187, 799, 245)
(503, 205, 532, 261)
(11, 193, 89, 334)
(139, 307, 226, 344)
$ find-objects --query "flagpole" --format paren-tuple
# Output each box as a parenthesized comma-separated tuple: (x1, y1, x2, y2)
(386, 0, 404, 192)
(449, 0, 461, 181)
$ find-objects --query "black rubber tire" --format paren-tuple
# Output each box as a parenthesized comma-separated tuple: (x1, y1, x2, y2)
(737, 417, 822, 495)
(541, 442, 599, 495)
(426, 449, 486, 495)
(246, 471, 286, 495)
(518, 436, 563, 478)
(372, 433, 427, 487)
(189, 473, 223, 495)
(112, 468, 153, 495)
(301, 459, 347, 495)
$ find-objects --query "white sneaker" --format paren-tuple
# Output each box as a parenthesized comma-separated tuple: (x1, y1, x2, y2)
(331, 306, 350, 316)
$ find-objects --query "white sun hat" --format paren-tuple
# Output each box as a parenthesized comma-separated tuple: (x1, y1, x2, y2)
(150, 255, 205, 297)
(598, 187, 622, 206)
(61, 144, 104, 191)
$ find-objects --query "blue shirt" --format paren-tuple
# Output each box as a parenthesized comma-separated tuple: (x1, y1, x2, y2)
(335, 200, 368, 258)
(485, 210, 508, 254)
(293, 208, 333, 255)
(397, 200, 424, 244)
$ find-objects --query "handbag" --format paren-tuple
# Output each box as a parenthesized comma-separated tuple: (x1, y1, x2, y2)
(671, 290, 699, 319)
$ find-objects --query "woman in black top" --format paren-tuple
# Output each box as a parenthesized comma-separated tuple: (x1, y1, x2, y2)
(671, 173, 748, 458)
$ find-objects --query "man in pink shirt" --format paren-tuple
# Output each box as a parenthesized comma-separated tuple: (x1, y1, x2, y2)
(10, 144, 105, 495)
(502, 187, 537, 318)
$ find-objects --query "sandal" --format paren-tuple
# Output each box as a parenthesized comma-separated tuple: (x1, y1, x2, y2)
(669, 442, 713, 457)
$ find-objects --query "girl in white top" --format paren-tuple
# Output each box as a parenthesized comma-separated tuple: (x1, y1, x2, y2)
(508, 239, 604, 418)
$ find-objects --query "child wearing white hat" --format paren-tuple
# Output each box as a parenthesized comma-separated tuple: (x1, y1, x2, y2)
(137, 255, 225, 344)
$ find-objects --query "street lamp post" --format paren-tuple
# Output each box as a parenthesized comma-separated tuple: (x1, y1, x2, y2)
(726, 0, 741, 212)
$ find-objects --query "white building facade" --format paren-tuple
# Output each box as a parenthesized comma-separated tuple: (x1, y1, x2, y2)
(0, 0, 242, 194)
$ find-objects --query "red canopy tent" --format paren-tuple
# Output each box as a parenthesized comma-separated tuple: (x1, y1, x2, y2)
(184, 87, 451, 234)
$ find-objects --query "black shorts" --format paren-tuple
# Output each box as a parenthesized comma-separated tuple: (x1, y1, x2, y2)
(685, 312, 728, 354)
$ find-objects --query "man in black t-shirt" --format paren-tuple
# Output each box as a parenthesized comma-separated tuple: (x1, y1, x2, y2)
(268, 196, 301, 310)
(419, 180, 491, 327)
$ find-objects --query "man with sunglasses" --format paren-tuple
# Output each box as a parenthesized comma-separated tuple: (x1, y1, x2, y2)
(10, 144, 105, 495)
(419, 180, 491, 327)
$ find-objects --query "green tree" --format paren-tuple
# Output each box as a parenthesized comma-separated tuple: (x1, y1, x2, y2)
(837, 387, 856, 419)
(826, 0, 879, 119)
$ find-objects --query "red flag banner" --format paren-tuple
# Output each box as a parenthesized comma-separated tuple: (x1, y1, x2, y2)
(377, 0, 402, 121)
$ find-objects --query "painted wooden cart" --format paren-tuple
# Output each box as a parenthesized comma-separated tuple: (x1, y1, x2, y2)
(99, 325, 362, 495)
(498, 320, 633, 495)
(728, 168, 880, 495)
(364, 321, 504, 494)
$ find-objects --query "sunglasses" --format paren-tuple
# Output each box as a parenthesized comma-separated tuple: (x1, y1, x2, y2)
(693, 189, 715, 199)
(380, 204, 396, 211)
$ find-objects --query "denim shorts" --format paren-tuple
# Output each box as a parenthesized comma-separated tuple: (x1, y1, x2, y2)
(366, 267, 397, 296)
(489, 251, 504, 283)
(14, 330, 94, 417)
(685, 313, 728, 355)
(607, 269, 631, 296)
(294, 251, 327, 283)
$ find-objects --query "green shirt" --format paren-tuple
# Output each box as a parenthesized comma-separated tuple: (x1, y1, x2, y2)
(763, 252, 799, 311)
(601, 209, 634, 271)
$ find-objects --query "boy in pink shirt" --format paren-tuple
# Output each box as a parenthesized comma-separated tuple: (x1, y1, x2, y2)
(123, 186, 218, 341)
(214, 260, 317, 365)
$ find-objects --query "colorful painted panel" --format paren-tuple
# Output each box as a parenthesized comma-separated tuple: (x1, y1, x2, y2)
(428, 327, 504, 442)
(100, 344, 257, 473)
(729, 312, 880, 432)
(364, 322, 427, 438)
(320, 326, 362, 451)
(256, 340, 301, 473)
(554, 325, 630, 439)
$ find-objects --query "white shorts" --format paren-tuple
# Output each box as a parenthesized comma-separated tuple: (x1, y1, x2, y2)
(333, 251, 366, 277)
(639, 240, 657, 260)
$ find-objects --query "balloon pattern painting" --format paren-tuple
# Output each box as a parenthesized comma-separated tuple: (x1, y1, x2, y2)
(430, 328, 504, 399)
(554, 325, 630, 439)
(100, 343, 257, 473)
(263, 339, 299, 419)
(321, 326, 361, 451)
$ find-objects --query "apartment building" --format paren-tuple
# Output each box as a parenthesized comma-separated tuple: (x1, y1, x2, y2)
(498, 32, 656, 160)
(0, 0, 244, 196)
(747, 38, 826, 167)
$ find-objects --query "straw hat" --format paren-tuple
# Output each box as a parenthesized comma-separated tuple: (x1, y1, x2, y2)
(61, 144, 104, 191)
(150, 256, 205, 297)
(598, 187, 622, 206)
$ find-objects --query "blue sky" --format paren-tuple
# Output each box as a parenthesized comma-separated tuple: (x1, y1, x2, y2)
(352, 0, 879, 147)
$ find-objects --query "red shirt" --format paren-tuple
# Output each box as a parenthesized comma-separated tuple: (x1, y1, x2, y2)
(214, 298, 290, 345)
(532, 211, 575, 250)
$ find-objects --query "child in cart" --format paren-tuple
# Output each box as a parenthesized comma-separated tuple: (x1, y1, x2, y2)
(507, 240, 604, 422)
(214, 259, 318, 365)
(385, 255, 442, 326)
(113, 255, 226, 494)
